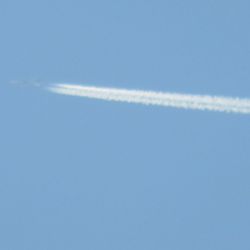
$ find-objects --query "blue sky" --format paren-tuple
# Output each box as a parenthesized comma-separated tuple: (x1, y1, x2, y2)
(1, 0, 250, 249)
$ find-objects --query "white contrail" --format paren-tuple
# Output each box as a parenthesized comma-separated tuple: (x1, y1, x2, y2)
(48, 83, 250, 114)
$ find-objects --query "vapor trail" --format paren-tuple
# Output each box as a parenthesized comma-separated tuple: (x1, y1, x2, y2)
(48, 84, 250, 114)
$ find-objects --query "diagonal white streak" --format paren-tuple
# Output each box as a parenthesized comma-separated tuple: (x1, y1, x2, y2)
(48, 84, 250, 114)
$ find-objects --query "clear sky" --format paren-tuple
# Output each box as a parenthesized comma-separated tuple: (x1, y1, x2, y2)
(1, 0, 250, 249)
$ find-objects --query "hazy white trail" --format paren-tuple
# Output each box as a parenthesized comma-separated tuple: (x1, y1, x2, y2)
(48, 84, 250, 114)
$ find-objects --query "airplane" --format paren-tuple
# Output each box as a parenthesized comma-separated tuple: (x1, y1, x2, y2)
(9, 80, 41, 87)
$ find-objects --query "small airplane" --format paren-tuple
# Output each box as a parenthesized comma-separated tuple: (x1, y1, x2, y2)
(9, 80, 41, 87)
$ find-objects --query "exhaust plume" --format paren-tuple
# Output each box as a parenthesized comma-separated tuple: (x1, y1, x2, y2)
(48, 84, 250, 114)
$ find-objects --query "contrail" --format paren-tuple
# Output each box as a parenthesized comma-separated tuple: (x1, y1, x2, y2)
(48, 83, 250, 114)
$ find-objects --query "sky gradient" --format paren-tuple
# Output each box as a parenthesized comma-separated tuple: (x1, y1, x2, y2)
(1, 0, 250, 249)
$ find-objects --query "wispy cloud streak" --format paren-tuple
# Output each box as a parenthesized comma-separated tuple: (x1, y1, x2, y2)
(48, 84, 250, 114)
